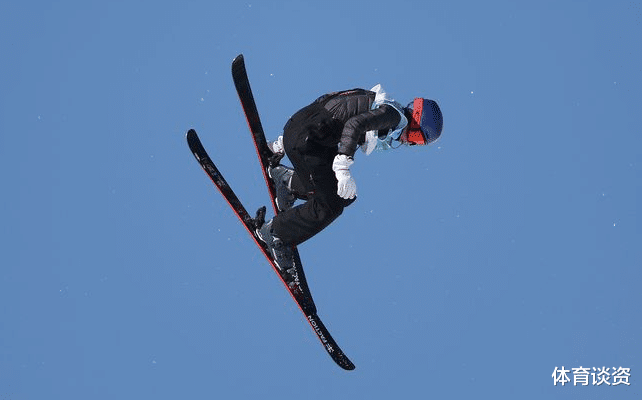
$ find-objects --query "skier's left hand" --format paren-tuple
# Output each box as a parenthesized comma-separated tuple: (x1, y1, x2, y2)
(332, 154, 357, 199)
(268, 135, 286, 167)
(268, 135, 285, 155)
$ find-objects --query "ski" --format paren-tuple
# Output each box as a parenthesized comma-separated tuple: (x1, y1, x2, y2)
(231, 55, 355, 370)
(186, 129, 355, 371)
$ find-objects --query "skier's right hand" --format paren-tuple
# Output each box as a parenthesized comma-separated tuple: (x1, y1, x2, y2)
(332, 154, 357, 199)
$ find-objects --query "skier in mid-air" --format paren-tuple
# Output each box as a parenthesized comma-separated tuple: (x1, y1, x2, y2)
(188, 56, 443, 369)
(256, 84, 443, 272)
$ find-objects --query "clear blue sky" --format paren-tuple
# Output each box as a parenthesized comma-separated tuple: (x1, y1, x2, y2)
(1, 0, 640, 399)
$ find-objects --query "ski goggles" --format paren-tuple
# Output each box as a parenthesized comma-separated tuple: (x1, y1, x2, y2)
(404, 98, 442, 145)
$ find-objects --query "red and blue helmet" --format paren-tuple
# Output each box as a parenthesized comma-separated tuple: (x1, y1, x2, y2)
(403, 98, 443, 145)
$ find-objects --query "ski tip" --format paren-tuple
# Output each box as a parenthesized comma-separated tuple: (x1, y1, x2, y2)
(186, 129, 204, 153)
(232, 54, 245, 67)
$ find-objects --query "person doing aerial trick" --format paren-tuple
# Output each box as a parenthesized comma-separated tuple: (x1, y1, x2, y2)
(256, 84, 443, 272)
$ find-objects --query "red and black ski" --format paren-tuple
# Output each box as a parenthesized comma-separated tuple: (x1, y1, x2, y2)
(184, 55, 354, 370)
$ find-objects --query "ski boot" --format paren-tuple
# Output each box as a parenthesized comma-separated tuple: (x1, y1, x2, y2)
(256, 217, 296, 275)
(268, 164, 296, 212)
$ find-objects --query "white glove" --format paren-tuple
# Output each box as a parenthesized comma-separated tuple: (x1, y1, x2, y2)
(268, 135, 285, 155)
(332, 154, 357, 199)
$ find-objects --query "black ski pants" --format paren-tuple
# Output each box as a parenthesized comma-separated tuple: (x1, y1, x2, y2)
(271, 102, 356, 245)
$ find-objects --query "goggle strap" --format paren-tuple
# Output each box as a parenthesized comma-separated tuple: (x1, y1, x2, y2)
(407, 98, 426, 145)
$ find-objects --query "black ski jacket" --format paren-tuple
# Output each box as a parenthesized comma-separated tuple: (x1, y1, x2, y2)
(314, 89, 402, 157)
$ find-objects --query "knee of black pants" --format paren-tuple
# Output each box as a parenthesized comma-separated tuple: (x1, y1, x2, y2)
(315, 193, 350, 226)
